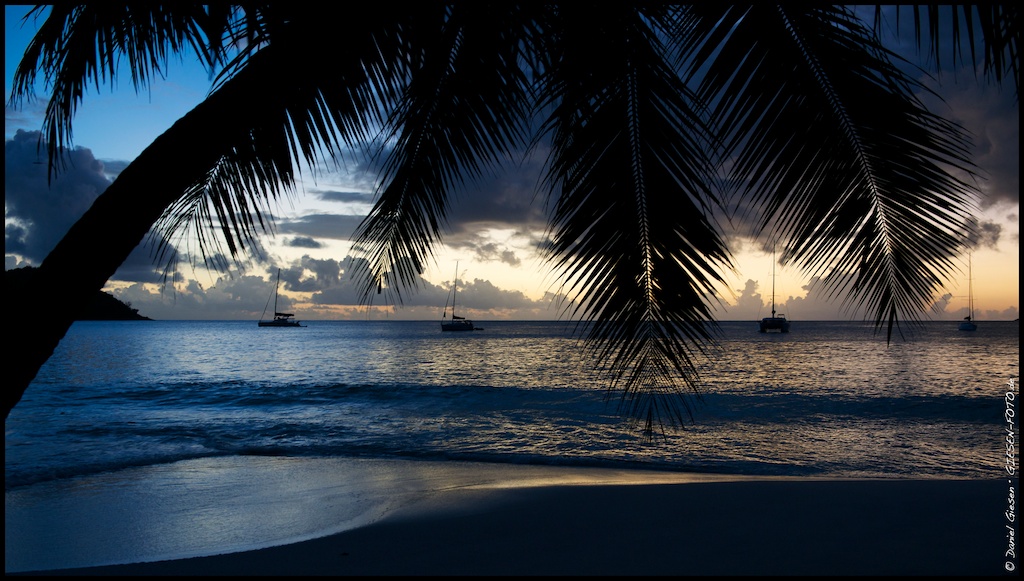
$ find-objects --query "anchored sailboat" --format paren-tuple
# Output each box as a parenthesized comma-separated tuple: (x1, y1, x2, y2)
(441, 262, 479, 332)
(958, 254, 978, 331)
(758, 247, 790, 333)
(259, 269, 304, 327)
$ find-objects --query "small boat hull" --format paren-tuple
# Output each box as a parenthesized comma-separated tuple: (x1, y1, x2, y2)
(759, 317, 790, 333)
(958, 321, 977, 332)
(441, 319, 477, 332)
(259, 318, 304, 327)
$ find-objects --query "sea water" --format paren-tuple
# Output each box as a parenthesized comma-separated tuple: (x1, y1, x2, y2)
(4, 319, 1020, 489)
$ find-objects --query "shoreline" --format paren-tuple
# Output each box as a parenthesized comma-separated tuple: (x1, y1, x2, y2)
(6, 456, 1017, 576)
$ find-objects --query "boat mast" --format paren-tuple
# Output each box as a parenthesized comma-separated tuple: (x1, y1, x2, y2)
(967, 255, 973, 321)
(452, 262, 458, 318)
(770, 247, 777, 318)
(274, 269, 281, 315)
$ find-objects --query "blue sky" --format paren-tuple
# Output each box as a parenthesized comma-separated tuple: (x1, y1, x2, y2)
(5, 5, 1019, 322)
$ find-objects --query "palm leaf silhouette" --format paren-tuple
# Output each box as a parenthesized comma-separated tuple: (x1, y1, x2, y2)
(6, 5, 1017, 434)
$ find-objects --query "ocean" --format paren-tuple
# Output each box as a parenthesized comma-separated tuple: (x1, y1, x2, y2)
(5, 318, 1019, 488)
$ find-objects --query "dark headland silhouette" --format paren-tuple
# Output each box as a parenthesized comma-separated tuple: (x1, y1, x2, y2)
(5, 266, 151, 321)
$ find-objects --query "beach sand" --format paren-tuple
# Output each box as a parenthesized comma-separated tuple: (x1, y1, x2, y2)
(5, 457, 1016, 576)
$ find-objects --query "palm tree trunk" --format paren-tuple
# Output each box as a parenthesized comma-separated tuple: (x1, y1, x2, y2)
(4, 63, 259, 420)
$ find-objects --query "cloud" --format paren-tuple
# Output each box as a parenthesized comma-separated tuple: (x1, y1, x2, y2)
(276, 213, 365, 240)
(446, 153, 551, 231)
(968, 219, 1002, 250)
(2, 129, 563, 320)
(112, 274, 281, 320)
(98, 158, 130, 179)
(931, 292, 954, 316)
(719, 274, 883, 322)
(4, 130, 253, 284)
(286, 236, 322, 249)
(721, 279, 766, 319)
(288, 256, 342, 292)
(933, 81, 1019, 208)
(4, 130, 113, 263)
(3, 95, 47, 137)
(876, 6, 1020, 213)
(312, 189, 376, 205)
(458, 277, 538, 310)
(108, 244, 178, 284)
(498, 248, 521, 267)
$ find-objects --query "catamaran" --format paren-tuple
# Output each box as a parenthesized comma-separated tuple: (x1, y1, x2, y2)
(259, 269, 304, 327)
(759, 247, 790, 333)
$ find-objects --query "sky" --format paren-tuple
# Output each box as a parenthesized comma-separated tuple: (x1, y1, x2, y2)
(5, 5, 1019, 322)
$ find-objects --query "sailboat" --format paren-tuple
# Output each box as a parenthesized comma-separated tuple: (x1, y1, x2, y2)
(258, 269, 304, 327)
(958, 254, 978, 331)
(758, 247, 790, 333)
(441, 262, 478, 332)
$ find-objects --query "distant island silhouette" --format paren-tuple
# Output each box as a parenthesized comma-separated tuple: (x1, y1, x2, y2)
(5, 266, 152, 321)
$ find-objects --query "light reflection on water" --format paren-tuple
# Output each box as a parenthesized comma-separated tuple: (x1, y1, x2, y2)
(5, 319, 1019, 488)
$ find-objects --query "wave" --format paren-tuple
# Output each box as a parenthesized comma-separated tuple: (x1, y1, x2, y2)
(6, 378, 1004, 490)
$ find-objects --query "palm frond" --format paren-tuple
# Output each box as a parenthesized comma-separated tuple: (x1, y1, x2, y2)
(536, 5, 730, 438)
(879, 5, 1020, 97)
(150, 8, 409, 273)
(8, 5, 232, 175)
(350, 3, 536, 305)
(681, 5, 980, 341)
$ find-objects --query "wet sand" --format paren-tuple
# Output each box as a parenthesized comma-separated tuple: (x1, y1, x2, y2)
(5, 456, 1016, 576)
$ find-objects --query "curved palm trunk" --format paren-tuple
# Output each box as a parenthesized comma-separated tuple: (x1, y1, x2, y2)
(4, 64, 259, 420)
